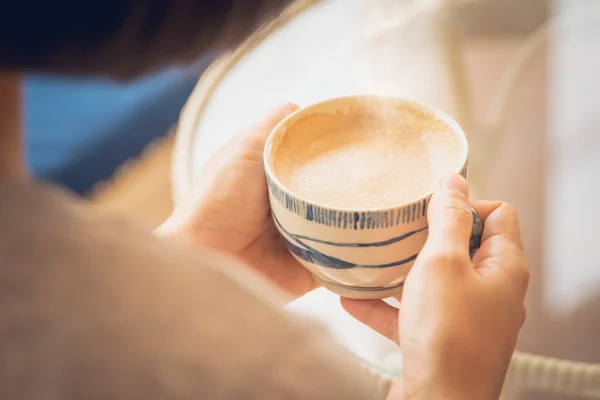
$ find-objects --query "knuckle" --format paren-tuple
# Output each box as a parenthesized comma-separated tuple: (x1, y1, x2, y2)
(238, 134, 262, 150)
(500, 202, 518, 217)
(441, 194, 472, 219)
(444, 188, 469, 203)
(509, 250, 530, 286)
(503, 257, 530, 295)
(425, 251, 470, 271)
(233, 138, 263, 162)
(483, 255, 502, 271)
(498, 230, 525, 254)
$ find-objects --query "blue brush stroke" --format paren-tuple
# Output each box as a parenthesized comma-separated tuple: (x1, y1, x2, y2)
(271, 207, 483, 270)
(273, 214, 420, 270)
(292, 226, 428, 248)
(281, 235, 419, 270)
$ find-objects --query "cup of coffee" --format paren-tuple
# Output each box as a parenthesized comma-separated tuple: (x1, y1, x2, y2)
(264, 95, 482, 299)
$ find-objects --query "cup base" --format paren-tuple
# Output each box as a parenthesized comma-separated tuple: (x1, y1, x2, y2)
(315, 276, 405, 300)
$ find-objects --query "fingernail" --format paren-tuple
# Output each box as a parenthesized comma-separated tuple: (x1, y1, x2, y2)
(440, 173, 468, 196)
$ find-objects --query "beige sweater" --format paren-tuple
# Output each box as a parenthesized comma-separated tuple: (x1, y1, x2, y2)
(0, 181, 382, 400)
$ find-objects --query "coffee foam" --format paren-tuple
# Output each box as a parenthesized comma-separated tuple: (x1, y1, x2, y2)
(273, 104, 462, 210)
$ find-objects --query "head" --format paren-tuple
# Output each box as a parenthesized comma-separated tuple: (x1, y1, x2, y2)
(0, 0, 291, 178)
(0, 1, 291, 79)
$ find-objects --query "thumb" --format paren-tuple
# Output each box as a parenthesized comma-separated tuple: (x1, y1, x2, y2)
(421, 173, 473, 260)
(340, 298, 400, 344)
(236, 102, 299, 146)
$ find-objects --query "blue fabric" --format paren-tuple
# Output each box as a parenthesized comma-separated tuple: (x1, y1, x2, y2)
(25, 61, 208, 194)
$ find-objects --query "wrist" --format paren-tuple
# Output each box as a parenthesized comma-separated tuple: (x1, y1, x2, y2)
(402, 371, 499, 400)
(154, 218, 198, 248)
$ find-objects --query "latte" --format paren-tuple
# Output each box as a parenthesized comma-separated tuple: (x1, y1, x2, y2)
(273, 106, 462, 209)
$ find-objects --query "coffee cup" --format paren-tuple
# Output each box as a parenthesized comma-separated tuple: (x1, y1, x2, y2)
(264, 95, 482, 299)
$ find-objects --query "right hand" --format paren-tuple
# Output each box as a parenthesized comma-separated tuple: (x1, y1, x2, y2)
(342, 173, 529, 400)
(157, 104, 319, 299)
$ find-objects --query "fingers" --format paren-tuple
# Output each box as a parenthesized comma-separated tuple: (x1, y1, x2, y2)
(340, 298, 400, 344)
(421, 173, 473, 263)
(472, 200, 503, 223)
(476, 238, 529, 290)
(237, 102, 299, 147)
(479, 202, 523, 251)
(474, 202, 529, 292)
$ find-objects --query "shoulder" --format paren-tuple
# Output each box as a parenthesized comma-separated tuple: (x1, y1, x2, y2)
(0, 180, 293, 334)
(0, 182, 380, 399)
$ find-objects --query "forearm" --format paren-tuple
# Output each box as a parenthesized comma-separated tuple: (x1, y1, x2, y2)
(0, 0, 292, 79)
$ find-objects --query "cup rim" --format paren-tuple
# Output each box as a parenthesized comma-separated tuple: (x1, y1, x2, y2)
(263, 95, 469, 213)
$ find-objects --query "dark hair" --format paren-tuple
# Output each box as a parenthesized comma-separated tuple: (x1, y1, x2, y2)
(0, 0, 291, 79)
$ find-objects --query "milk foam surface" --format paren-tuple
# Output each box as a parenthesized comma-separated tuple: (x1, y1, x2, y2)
(274, 107, 462, 209)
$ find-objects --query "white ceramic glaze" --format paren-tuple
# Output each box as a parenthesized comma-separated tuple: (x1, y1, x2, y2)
(264, 95, 473, 299)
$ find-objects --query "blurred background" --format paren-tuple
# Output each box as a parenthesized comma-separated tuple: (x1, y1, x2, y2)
(30, 0, 599, 398)
(25, 56, 213, 227)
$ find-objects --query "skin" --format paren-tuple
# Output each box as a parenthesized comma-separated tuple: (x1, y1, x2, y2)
(0, 2, 529, 395)
(160, 104, 529, 399)
(157, 103, 318, 298)
(0, 79, 528, 397)
(343, 176, 529, 399)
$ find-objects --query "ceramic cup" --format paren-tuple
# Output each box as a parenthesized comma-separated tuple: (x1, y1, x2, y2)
(264, 96, 483, 299)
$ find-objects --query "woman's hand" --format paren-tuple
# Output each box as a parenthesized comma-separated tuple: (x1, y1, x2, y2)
(342, 174, 529, 400)
(158, 103, 318, 299)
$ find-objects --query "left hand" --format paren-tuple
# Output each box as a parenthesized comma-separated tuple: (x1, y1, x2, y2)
(158, 103, 318, 299)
